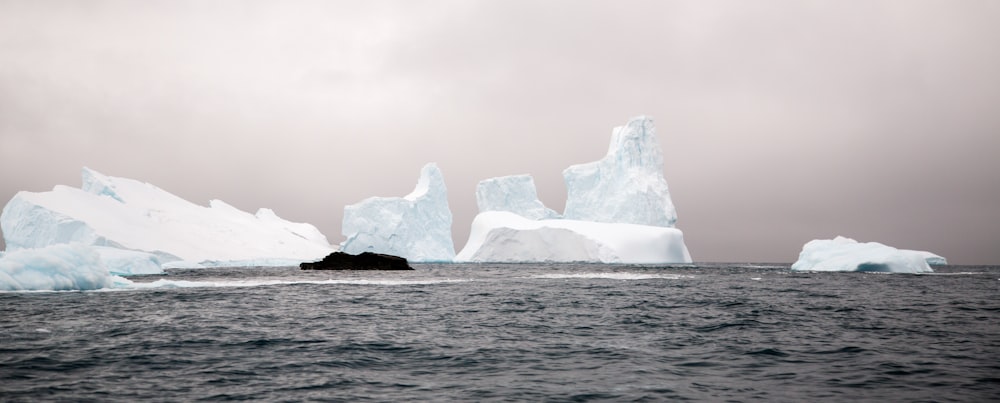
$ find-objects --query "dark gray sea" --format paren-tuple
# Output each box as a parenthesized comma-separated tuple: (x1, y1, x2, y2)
(2, 263, 999, 402)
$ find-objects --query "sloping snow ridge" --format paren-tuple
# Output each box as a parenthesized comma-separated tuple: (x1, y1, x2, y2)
(1, 168, 334, 266)
(340, 163, 455, 262)
(456, 116, 692, 264)
(791, 236, 936, 273)
(563, 116, 677, 227)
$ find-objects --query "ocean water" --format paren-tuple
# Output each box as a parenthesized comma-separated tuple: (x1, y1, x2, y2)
(2, 263, 999, 402)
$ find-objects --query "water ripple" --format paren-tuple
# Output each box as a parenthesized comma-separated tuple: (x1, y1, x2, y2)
(0, 264, 997, 401)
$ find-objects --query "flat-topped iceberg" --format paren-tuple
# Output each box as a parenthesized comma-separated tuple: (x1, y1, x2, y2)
(791, 236, 937, 273)
(563, 116, 677, 227)
(455, 211, 691, 263)
(457, 116, 691, 263)
(1, 168, 334, 266)
(340, 163, 455, 262)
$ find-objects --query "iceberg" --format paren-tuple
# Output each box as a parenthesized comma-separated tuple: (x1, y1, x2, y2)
(455, 211, 691, 263)
(475, 175, 560, 220)
(1, 168, 334, 266)
(0, 243, 119, 291)
(563, 116, 677, 227)
(791, 236, 935, 273)
(456, 116, 692, 264)
(340, 163, 455, 262)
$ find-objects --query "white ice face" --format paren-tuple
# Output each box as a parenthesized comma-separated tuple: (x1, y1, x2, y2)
(0, 167, 334, 266)
(340, 163, 455, 262)
(475, 174, 560, 220)
(791, 236, 936, 273)
(0, 243, 115, 291)
(454, 211, 692, 264)
(95, 246, 164, 276)
(562, 116, 678, 228)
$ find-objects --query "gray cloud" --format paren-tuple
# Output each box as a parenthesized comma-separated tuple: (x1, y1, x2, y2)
(1, 0, 998, 263)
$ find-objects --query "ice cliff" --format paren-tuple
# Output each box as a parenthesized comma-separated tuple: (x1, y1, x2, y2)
(0, 244, 120, 291)
(563, 116, 677, 227)
(1, 168, 334, 266)
(340, 163, 455, 262)
(791, 236, 938, 273)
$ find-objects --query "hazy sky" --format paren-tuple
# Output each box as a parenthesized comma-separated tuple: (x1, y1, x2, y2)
(2, 1, 998, 264)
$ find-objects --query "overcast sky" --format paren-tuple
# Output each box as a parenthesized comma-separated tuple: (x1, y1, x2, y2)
(1, 1, 998, 264)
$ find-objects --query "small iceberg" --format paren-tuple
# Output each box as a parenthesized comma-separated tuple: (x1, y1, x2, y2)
(791, 236, 939, 273)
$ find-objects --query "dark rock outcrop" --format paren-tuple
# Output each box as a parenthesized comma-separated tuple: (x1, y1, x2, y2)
(300, 251, 413, 270)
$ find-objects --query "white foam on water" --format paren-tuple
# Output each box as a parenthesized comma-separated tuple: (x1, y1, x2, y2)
(743, 264, 786, 269)
(114, 278, 472, 290)
(530, 272, 690, 280)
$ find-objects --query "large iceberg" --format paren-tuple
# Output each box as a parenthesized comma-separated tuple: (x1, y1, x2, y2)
(456, 116, 692, 264)
(455, 211, 691, 263)
(476, 175, 560, 220)
(563, 116, 677, 227)
(1, 168, 334, 266)
(340, 163, 455, 262)
(791, 236, 936, 273)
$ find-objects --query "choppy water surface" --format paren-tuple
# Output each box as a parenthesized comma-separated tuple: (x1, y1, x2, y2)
(2, 264, 999, 401)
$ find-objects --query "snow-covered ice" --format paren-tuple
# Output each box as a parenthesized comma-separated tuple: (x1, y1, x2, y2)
(1, 168, 334, 266)
(340, 163, 455, 262)
(475, 175, 559, 220)
(791, 236, 935, 273)
(563, 116, 677, 227)
(454, 211, 691, 264)
(0, 243, 121, 291)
